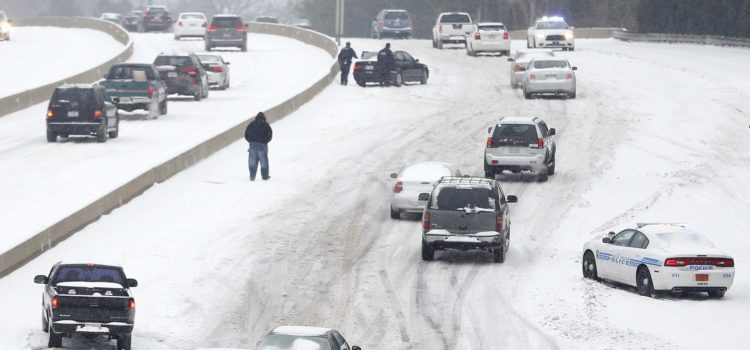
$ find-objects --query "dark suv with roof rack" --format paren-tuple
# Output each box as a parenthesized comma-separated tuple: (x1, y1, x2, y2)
(418, 176, 517, 263)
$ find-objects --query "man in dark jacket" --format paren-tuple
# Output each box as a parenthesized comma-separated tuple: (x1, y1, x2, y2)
(244, 112, 273, 181)
(337, 42, 358, 85)
(377, 43, 395, 86)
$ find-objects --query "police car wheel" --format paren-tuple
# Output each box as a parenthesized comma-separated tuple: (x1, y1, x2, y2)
(636, 267, 654, 297)
(582, 251, 599, 280)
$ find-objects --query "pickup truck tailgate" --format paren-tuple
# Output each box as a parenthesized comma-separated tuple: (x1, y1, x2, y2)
(55, 292, 132, 323)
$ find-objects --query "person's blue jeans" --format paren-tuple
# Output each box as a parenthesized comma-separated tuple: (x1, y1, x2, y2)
(248, 142, 269, 180)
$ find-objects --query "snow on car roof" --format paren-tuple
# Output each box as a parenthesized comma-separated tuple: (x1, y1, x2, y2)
(57, 281, 125, 289)
(271, 326, 331, 336)
(401, 162, 454, 181)
(637, 223, 691, 235)
(498, 116, 537, 124)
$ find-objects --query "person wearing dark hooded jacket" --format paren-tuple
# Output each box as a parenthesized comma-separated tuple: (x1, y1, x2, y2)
(377, 43, 395, 86)
(244, 112, 273, 181)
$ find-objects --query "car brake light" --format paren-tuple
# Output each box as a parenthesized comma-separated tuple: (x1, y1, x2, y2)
(474, 32, 481, 40)
(513, 64, 521, 72)
(46, 110, 54, 118)
(129, 299, 136, 310)
(537, 138, 544, 148)
(181, 67, 197, 76)
(213, 66, 223, 73)
(486, 137, 493, 147)
(423, 212, 431, 230)
(207, 26, 217, 31)
(496, 215, 503, 232)
(393, 181, 403, 193)
(147, 85, 154, 97)
(529, 73, 536, 80)
(503, 31, 509, 40)
(94, 110, 103, 119)
(86, 263, 96, 268)
(566, 73, 573, 80)
(665, 257, 735, 267)
(353, 64, 361, 71)
(235, 25, 248, 31)
(51, 296, 59, 310)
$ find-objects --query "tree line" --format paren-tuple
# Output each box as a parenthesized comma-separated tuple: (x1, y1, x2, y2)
(294, 0, 750, 38)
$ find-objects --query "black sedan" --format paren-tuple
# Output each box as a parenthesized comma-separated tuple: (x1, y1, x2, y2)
(353, 50, 429, 87)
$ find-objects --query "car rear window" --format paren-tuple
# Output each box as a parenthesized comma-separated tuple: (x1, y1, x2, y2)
(147, 7, 168, 15)
(52, 266, 126, 286)
(478, 25, 505, 31)
(533, 60, 568, 69)
(537, 21, 568, 30)
(212, 17, 242, 27)
(657, 233, 715, 249)
(154, 56, 193, 67)
(432, 187, 496, 210)
(401, 164, 452, 181)
(258, 335, 332, 350)
(492, 124, 538, 145)
(440, 14, 471, 23)
(52, 88, 96, 107)
(385, 11, 409, 20)
(518, 51, 555, 62)
(181, 14, 205, 20)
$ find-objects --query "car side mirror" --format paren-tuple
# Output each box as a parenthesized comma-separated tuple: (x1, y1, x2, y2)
(352, 347, 362, 350)
(34, 275, 48, 284)
(608, 231, 616, 237)
(103, 74, 109, 80)
(487, 127, 492, 134)
(572, 67, 578, 71)
(520, 67, 526, 72)
(507, 57, 514, 62)
(390, 173, 398, 179)
(602, 237, 612, 244)
(418, 193, 430, 201)
(111, 97, 120, 104)
(549, 128, 556, 136)
(506, 195, 518, 203)
(126, 278, 138, 287)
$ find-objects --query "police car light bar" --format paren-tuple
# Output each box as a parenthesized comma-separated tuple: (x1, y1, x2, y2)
(636, 223, 688, 228)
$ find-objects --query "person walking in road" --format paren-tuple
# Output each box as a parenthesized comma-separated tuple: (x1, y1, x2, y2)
(338, 42, 358, 85)
(377, 42, 395, 86)
(244, 112, 273, 181)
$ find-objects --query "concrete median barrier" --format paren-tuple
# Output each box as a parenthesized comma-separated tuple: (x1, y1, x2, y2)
(0, 17, 133, 119)
(0, 22, 339, 277)
(509, 27, 624, 41)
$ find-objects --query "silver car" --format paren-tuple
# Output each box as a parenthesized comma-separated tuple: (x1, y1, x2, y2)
(198, 54, 230, 90)
(507, 49, 554, 88)
(257, 326, 361, 350)
(484, 116, 557, 181)
(390, 162, 461, 219)
(522, 57, 577, 99)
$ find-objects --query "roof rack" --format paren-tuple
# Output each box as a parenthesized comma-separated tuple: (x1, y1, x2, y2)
(636, 223, 688, 229)
(437, 176, 493, 185)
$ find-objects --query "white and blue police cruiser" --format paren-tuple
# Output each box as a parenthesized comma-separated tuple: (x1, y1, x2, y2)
(582, 223, 735, 298)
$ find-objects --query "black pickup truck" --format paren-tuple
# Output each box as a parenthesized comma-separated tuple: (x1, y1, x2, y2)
(34, 263, 138, 349)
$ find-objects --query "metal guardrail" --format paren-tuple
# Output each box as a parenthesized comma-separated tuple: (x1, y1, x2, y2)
(0, 22, 339, 277)
(613, 29, 750, 48)
(0, 17, 133, 119)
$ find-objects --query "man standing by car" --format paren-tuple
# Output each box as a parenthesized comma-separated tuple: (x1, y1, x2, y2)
(244, 112, 273, 181)
(337, 42, 358, 86)
(377, 43, 395, 86)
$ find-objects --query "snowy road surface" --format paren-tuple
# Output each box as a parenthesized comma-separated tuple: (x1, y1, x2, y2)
(1, 38, 749, 349)
(0, 26, 125, 98)
(0, 32, 332, 255)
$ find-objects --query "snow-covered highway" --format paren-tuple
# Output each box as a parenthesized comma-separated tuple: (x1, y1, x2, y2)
(1, 37, 750, 350)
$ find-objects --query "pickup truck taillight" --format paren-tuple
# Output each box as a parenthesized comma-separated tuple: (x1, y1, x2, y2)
(393, 181, 403, 193)
(503, 31, 509, 40)
(129, 299, 136, 310)
(496, 215, 503, 232)
(46, 110, 54, 119)
(147, 85, 154, 98)
(474, 32, 481, 40)
(422, 212, 431, 231)
(537, 138, 544, 148)
(51, 296, 59, 310)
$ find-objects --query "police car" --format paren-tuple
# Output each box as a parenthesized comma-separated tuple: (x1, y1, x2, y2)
(582, 223, 735, 298)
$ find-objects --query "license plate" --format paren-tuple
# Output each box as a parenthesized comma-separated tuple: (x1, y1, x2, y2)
(190, 23, 197, 27)
(695, 274, 709, 282)
(168, 72, 177, 78)
(365, 66, 374, 71)
(84, 323, 101, 328)
(67, 111, 79, 117)
(488, 35, 497, 39)
(510, 147, 519, 154)
(223, 33, 232, 38)
(546, 74, 557, 79)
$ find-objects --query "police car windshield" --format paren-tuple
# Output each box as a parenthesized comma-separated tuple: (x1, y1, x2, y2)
(657, 233, 714, 249)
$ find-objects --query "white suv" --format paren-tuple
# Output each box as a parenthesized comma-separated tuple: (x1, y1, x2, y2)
(484, 117, 557, 181)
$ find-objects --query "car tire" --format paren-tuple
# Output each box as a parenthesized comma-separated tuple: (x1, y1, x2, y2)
(393, 72, 403, 87)
(547, 154, 555, 175)
(108, 118, 120, 139)
(636, 266, 655, 297)
(569, 47, 575, 51)
(421, 241, 435, 261)
(241, 43, 248, 52)
(502, 50, 510, 56)
(159, 99, 168, 115)
(48, 322, 62, 348)
(432, 39, 437, 48)
(194, 87, 202, 101)
(492, 246, 505, 263)
(46, 130, 57, 143)
(524, 88, 533, 99)
(708, 290, 726, 298)
(537, 171, 549, 182)
(390, 207, 400, 220)
(356, 80, 366, 88)
(437, 40, 443, 50)
(582, 251, 600, 281)
(174, 35, 180, 40)
(96, 124, 108, 143)
(526, 40, 531, 48)
(42, 312, 49, 332)
(117, 334, 132, 350)
(202, 82, 209, 98)
(205, 43, 212, 51)
(420, 69, 428, 85)
(568, 91, 577, 99)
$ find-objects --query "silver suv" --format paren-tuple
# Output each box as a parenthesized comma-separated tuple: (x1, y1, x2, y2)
(419, 177, 518, 263)
(484, 116, 556, 181)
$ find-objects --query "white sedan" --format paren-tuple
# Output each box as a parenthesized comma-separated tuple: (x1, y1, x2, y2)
(389, 162, 461, 219)
(466, 22, 510, 56)
(582, 223, 735, 298)
(174, 12, 207, 40)
(521, 57, 577, 99)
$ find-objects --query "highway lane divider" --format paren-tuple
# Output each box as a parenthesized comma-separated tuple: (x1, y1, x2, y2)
(0, 17, 133, 118)
(0, 23, 339, 277)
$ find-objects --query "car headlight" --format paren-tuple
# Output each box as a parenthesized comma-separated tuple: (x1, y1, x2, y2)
(565, 31, 574, 40)
(536, 33, 545, 40)
(0, 22, 10, 32)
